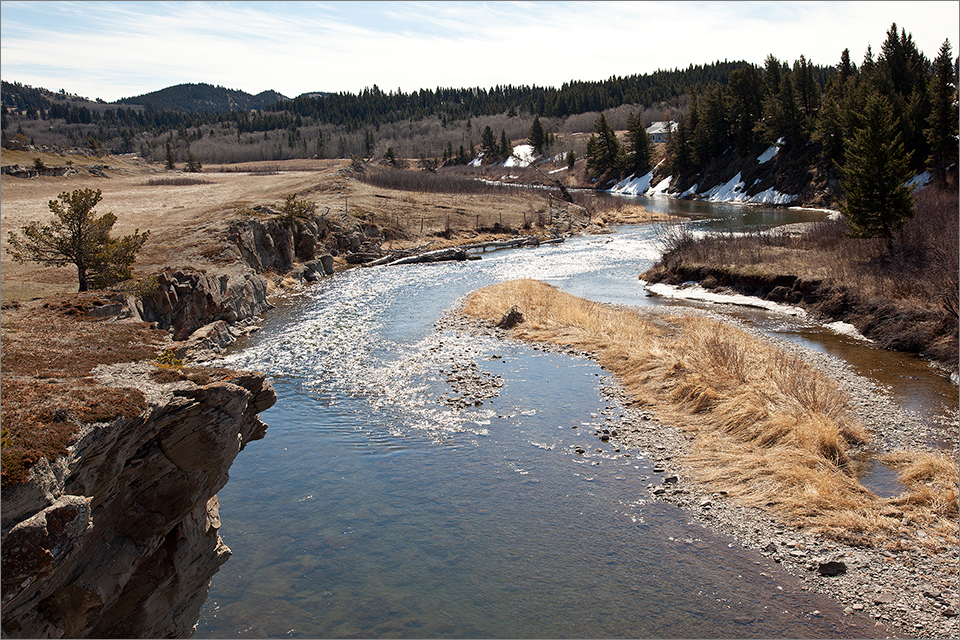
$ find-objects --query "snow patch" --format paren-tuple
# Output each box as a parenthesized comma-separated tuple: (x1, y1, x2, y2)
(642, 281, 808, 317)
(825, 321, 871, 342)
(697, 172, 798, 205)
(610, 171, 654, 195)
(907, 171, 932, 190)
(648, 176, 673, 195)
(702, 172, 747, 202)
(504, 144, 536, 167)
(681, 183, 698, 197)
(643, 282, 872, 339)
(757, 145, 779, 164)
(748, 187, 799, 205)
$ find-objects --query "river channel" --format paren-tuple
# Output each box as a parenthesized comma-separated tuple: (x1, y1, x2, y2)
(194, 201, 955, 638)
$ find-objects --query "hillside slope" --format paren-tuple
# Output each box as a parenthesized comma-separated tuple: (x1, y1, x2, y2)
(114, 83, 287, 113)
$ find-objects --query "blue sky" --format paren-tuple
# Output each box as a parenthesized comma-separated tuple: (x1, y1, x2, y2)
(1, 1, 957, 102)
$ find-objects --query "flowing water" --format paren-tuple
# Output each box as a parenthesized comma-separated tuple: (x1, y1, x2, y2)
(194, 202, 954, 638)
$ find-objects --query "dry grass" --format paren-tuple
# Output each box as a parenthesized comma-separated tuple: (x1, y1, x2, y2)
(0, 293, 169, 486)
(647, 186, 959, 370)
(462, 279, 959, 549)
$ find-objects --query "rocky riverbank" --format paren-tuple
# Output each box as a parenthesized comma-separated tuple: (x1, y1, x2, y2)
(0, 331, 276, 638)
(441, 305, 959, 640)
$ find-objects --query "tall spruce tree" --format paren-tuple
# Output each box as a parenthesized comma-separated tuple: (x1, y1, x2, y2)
(839, 93, 914, 250)
(924, 39, 958, 187)
(481, 125, 497, 159)
(585, 113, 623, 178)
(624, 111, 652, 176)
(529, 115, 547, 155)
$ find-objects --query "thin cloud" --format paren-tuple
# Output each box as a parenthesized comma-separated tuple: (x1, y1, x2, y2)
(1, 1, 957, 101)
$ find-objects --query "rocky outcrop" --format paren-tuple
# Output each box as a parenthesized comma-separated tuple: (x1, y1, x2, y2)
(130, 210, 384, 355)
(1, 164, 81, 178)
(1, 363, 276, 638)
(137, 266, 272, 341)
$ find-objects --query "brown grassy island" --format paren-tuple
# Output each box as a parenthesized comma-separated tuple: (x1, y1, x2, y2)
(459, 278, 958, 637)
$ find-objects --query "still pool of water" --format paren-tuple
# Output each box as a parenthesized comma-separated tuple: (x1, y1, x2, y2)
(194, 215, 949, 638)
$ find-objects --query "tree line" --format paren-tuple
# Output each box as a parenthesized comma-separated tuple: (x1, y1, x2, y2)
(578, 24, 957, 199)
(2, 23, 955, 189)
(661, 25, 957, 186)
(0, 59, 772, 153)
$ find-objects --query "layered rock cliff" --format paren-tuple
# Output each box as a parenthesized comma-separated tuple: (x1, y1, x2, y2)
(1, 206, 378, 637)
(134, 209, 377, 350)
(1, 363, 276, 638)
(0, 200, 398, 638)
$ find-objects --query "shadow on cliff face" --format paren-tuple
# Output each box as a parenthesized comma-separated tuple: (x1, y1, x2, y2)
(1, 293, 277, 638)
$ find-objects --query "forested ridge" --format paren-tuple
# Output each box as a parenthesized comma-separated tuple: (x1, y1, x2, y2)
(2, 23, 956, 196)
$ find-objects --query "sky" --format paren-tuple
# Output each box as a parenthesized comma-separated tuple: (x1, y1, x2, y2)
(1, 1, 958, 102)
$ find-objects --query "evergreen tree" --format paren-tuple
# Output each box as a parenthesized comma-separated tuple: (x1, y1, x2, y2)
(924, 39, 958, 187)
(757, 72, 801, 146)
(624, 111, 652, 176)
(585, 113, 623, 178)
(692, 82, 727, 164)
(6, 189, 149, 292)
(529, 115, 547, 155)
(481, 125, 497, 159)
(165, 142, 176, 170)
(726, 66, 764, 154)
(838, 93, 914, 250)
(500, 129, 512, 156)
(839, 48, 855, 82)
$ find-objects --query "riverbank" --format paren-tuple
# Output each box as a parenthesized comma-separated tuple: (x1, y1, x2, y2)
(453, 279, 958, 639)
(640, 186, 959, 376)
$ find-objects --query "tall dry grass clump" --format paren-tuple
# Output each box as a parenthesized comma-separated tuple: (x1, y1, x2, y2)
(462, 279, 959, 550)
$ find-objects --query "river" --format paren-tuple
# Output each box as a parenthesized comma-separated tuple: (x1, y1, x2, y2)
(194, 201, 955, 638)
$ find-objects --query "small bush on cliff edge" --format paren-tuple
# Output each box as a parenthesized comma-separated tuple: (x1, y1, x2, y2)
(277, 193, 317, 226)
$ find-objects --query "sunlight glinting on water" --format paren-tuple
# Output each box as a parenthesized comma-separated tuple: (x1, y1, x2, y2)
(196, 219, 930, 639)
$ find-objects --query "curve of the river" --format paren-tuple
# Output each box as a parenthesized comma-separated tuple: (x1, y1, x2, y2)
(195, 204, 954, 638)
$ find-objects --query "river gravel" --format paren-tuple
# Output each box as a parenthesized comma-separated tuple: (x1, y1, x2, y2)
(441, 307, 959, 640)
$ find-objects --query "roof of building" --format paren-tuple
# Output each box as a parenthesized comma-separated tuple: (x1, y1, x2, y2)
(646, 121, 678, 135)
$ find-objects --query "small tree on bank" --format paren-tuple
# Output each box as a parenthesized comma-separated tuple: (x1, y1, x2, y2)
(6, 188, 150, 292)
(838, 93, 914, 251)
(585, 113, 623, 178)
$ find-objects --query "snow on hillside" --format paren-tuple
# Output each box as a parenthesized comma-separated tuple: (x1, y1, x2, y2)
(503, 144, 536, 167)
(757, 145, 779, 164)
(611, 171, 653, 195)
(608, 146, 799, 205)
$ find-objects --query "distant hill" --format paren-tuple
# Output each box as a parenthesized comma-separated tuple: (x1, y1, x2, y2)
(115, 83, 288, 113)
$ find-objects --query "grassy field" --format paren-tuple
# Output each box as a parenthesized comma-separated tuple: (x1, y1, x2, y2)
(462, 279, 959, 551)
(1, 153, 662, 301)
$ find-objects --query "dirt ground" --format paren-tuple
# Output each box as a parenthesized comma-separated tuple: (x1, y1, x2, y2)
(1, 153, 663, 301)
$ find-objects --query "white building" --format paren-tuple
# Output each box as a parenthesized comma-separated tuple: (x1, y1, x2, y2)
(646, 121, 678, 144)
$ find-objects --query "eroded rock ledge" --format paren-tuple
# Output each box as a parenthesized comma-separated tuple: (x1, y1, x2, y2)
(1, 209, 352, 637)
(1, 363, 276, 638)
